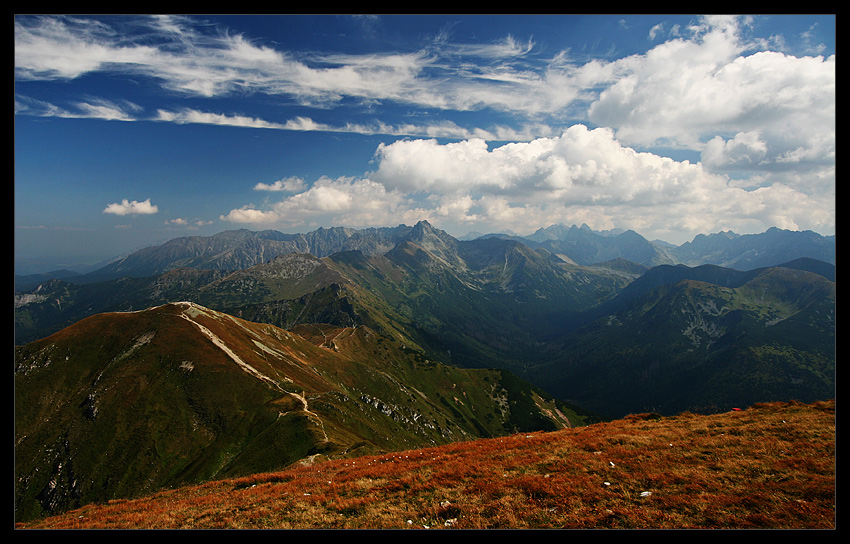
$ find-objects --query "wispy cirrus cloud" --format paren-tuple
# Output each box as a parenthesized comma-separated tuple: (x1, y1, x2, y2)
(151, 108, 556, 141)
(15, 95, 142, 121)
(16, 95, 554, 141)
(153, 108, 288, 129)
(13, 15, 585, 118)
(15, 15, 434, 104)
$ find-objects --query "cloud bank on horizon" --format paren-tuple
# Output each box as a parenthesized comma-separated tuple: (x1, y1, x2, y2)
(15, 14, 834, 251)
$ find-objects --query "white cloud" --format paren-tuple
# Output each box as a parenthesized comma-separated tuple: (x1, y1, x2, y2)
(154, 108, 287, 129)
(219, 207, 279, 224)
(15, 15, 435, 104)
(17, 93, 561, 145)
(443, 34, 535, 59)
(218, 124, 832, 243)
(222, 176, 425, 229)
(10, 15, 594, 117)
(15, 16, 156, 80)
(254, 177, 308, 192)
(103, 199, 159, 216)
(15, 16, 834, 143)
(370, 125, 727, 204)
(366, 125, 830, 242)
(15, 95, 142, 121)
(16, 15, 834, 169)
(648, 23, 664, 41)
(586, 18, 835, 164)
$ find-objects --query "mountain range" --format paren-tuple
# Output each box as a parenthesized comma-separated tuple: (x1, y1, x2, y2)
(15, 222, 834, 289)
(14, 221, 835, 522)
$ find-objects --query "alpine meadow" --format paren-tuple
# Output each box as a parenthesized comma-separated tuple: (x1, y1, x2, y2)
(15, 15, 834, 529)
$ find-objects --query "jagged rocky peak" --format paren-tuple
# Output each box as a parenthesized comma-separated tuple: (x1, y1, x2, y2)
(409, 219, 441, 236)
(401, 221, 455, 249)
(401, 220, 465, 262)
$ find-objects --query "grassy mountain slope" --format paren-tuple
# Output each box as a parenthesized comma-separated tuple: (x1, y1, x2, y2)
(15, 226, 835, 426)
(17, 399, 835, 529)
(14, 222, 836, 526)
(15, 302, 585, 522)
(534, 266, 835, 419)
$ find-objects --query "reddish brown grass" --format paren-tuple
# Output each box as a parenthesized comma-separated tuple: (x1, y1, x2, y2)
(16, 400, 834, 529)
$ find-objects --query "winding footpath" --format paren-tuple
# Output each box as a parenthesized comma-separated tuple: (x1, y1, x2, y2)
(174, 301, 328, 442)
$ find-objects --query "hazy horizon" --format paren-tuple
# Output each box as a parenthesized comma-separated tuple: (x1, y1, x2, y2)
(14, 221, 835, 277)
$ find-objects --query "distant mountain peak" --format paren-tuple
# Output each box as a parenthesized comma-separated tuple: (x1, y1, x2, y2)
(411, 219, 438, 233)
(407, 220, 456, 245)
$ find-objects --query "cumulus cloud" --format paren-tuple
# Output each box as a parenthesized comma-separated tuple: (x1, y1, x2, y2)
(219, 207, 279, 224)
(370, 125, 728, 205)
(220, 125, 833, 243)
(586, 18, 835, 170)
(221, 176, 427, 229)
(103, 199, 159, 216)
(373, 125, 833, 241)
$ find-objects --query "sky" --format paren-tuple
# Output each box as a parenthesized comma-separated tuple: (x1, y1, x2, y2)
(14, 14, 836, 274)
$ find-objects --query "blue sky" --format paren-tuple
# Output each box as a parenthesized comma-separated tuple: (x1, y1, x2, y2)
(15, 14, 835, 274)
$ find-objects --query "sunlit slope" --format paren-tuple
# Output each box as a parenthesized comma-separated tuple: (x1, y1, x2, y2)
(17, 399, 835, 530)
(15, 302, 583, 522)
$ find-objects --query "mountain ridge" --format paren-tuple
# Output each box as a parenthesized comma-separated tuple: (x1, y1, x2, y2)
(15, 300, 585, 521)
